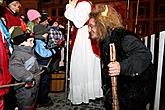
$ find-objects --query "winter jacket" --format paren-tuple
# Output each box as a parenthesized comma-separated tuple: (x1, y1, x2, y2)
(9, 45, 40, 83)
(0, 31, 12, 96)
(34, 34, 57, 60)
(47, 26, 64, 49)
(0, 20, 11, 47)
(4, 7, 21, 29)
(9, 45, 41, 109)
(27, 21, 35, 33)
(101, 28, 156, 110)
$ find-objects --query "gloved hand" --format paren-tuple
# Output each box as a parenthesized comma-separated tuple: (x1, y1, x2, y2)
(25, 78, 36, 88)
(24, 74, 35, 88)
(57, 39, 65, 47)
(40, 65, 51, 74)
(41, 66, 48, 71)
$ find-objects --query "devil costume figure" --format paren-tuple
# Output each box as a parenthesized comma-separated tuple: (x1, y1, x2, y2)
(100, 28, 156, 110)
(88, 4, 156, 110)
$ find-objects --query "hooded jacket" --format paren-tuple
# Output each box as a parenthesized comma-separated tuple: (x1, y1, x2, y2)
(34, 34, 56, 60)
(9, 45, 40, 83)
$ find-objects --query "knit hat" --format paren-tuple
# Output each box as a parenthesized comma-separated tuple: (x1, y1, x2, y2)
(40, 13, 48, 23)
(11, 26, 34, 45)
(33, 24, 48, 36)
(6, 0, 20, 6)
(27, 9, 41, 22)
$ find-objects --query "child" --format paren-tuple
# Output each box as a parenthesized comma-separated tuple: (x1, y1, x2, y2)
(47, 20, 65, 71)
(27, 9, 41, 33)
(33, 24, 58, 107)
(9, 26, 41, 110)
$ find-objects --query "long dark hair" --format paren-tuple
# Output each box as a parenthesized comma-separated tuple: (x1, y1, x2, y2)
(89, 4, 124, 44)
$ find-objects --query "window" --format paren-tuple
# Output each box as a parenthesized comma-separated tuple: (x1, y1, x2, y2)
(160, 5, 165, 14)
(42, 0, 51, 2)
(51, 9, 56, 16)
(58, 8, 64, 16)
(60, 0, 63, 4)
(139, 6, 145, 16)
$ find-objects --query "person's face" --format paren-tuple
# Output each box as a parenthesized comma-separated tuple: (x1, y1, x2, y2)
(22, 38, 34, 47)
(40, 19, 49, 27)
(53, 21, 58, 27)
(42, 33, 48, 39)
(34, 17, 41, 24)
(88, 18, 97, 39)
(8, 1, 21, 13)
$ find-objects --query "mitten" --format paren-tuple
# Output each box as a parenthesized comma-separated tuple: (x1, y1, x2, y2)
(25, 78, 36, 88)
(24, 74, 35, 88)
(57, 39, 64, 47)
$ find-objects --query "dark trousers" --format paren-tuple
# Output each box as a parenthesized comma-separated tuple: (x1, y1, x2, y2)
(37, 59, 51, 104)
(38, 73, 50, 104)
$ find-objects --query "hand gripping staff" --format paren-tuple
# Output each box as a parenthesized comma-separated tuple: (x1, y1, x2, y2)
(109, 43, 120, 110)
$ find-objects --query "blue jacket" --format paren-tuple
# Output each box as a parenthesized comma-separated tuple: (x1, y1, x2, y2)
(34, 35, 56, 59)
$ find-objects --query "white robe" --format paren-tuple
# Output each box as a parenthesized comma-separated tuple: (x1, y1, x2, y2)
(64, 1, 103, 104)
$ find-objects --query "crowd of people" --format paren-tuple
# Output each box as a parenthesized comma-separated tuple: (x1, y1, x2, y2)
(0, 0, 65, 109)
(0, 0, 156, 110)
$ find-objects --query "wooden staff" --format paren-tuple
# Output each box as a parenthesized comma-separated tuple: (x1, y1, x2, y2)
(0, 58, 53, 89)
(109, 43, 120, 110)
(134, 0, 139, 33)
(65, 0, 72, 102)
(126, 0, 130, 29)
(0, 70, 45, 89)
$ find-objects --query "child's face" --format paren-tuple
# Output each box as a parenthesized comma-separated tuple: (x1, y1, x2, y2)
(8, 1, 22, 13)
(22, 38, 34, 47)
(42, 33, 48, 39)
(40, 19, 49, 27)
(34, 17, 41, 24)
(53, 22, 58, 27)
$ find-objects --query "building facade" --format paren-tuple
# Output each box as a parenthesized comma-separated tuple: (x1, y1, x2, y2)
(19, 0, 165, 37)
(20, 0, 39, 14)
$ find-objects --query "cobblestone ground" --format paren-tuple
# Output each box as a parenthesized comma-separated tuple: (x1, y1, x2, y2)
(37, 92, 105, 110)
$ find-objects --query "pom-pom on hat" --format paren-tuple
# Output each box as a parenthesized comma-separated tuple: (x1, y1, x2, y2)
(11, 26, 34, 45)
(6, 0, 20, 6)
(27, 9, 41, 22)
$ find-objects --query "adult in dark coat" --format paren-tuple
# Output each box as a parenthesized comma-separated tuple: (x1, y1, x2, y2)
(4, 0, 22, 29)
(88, 4, 156, 110)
